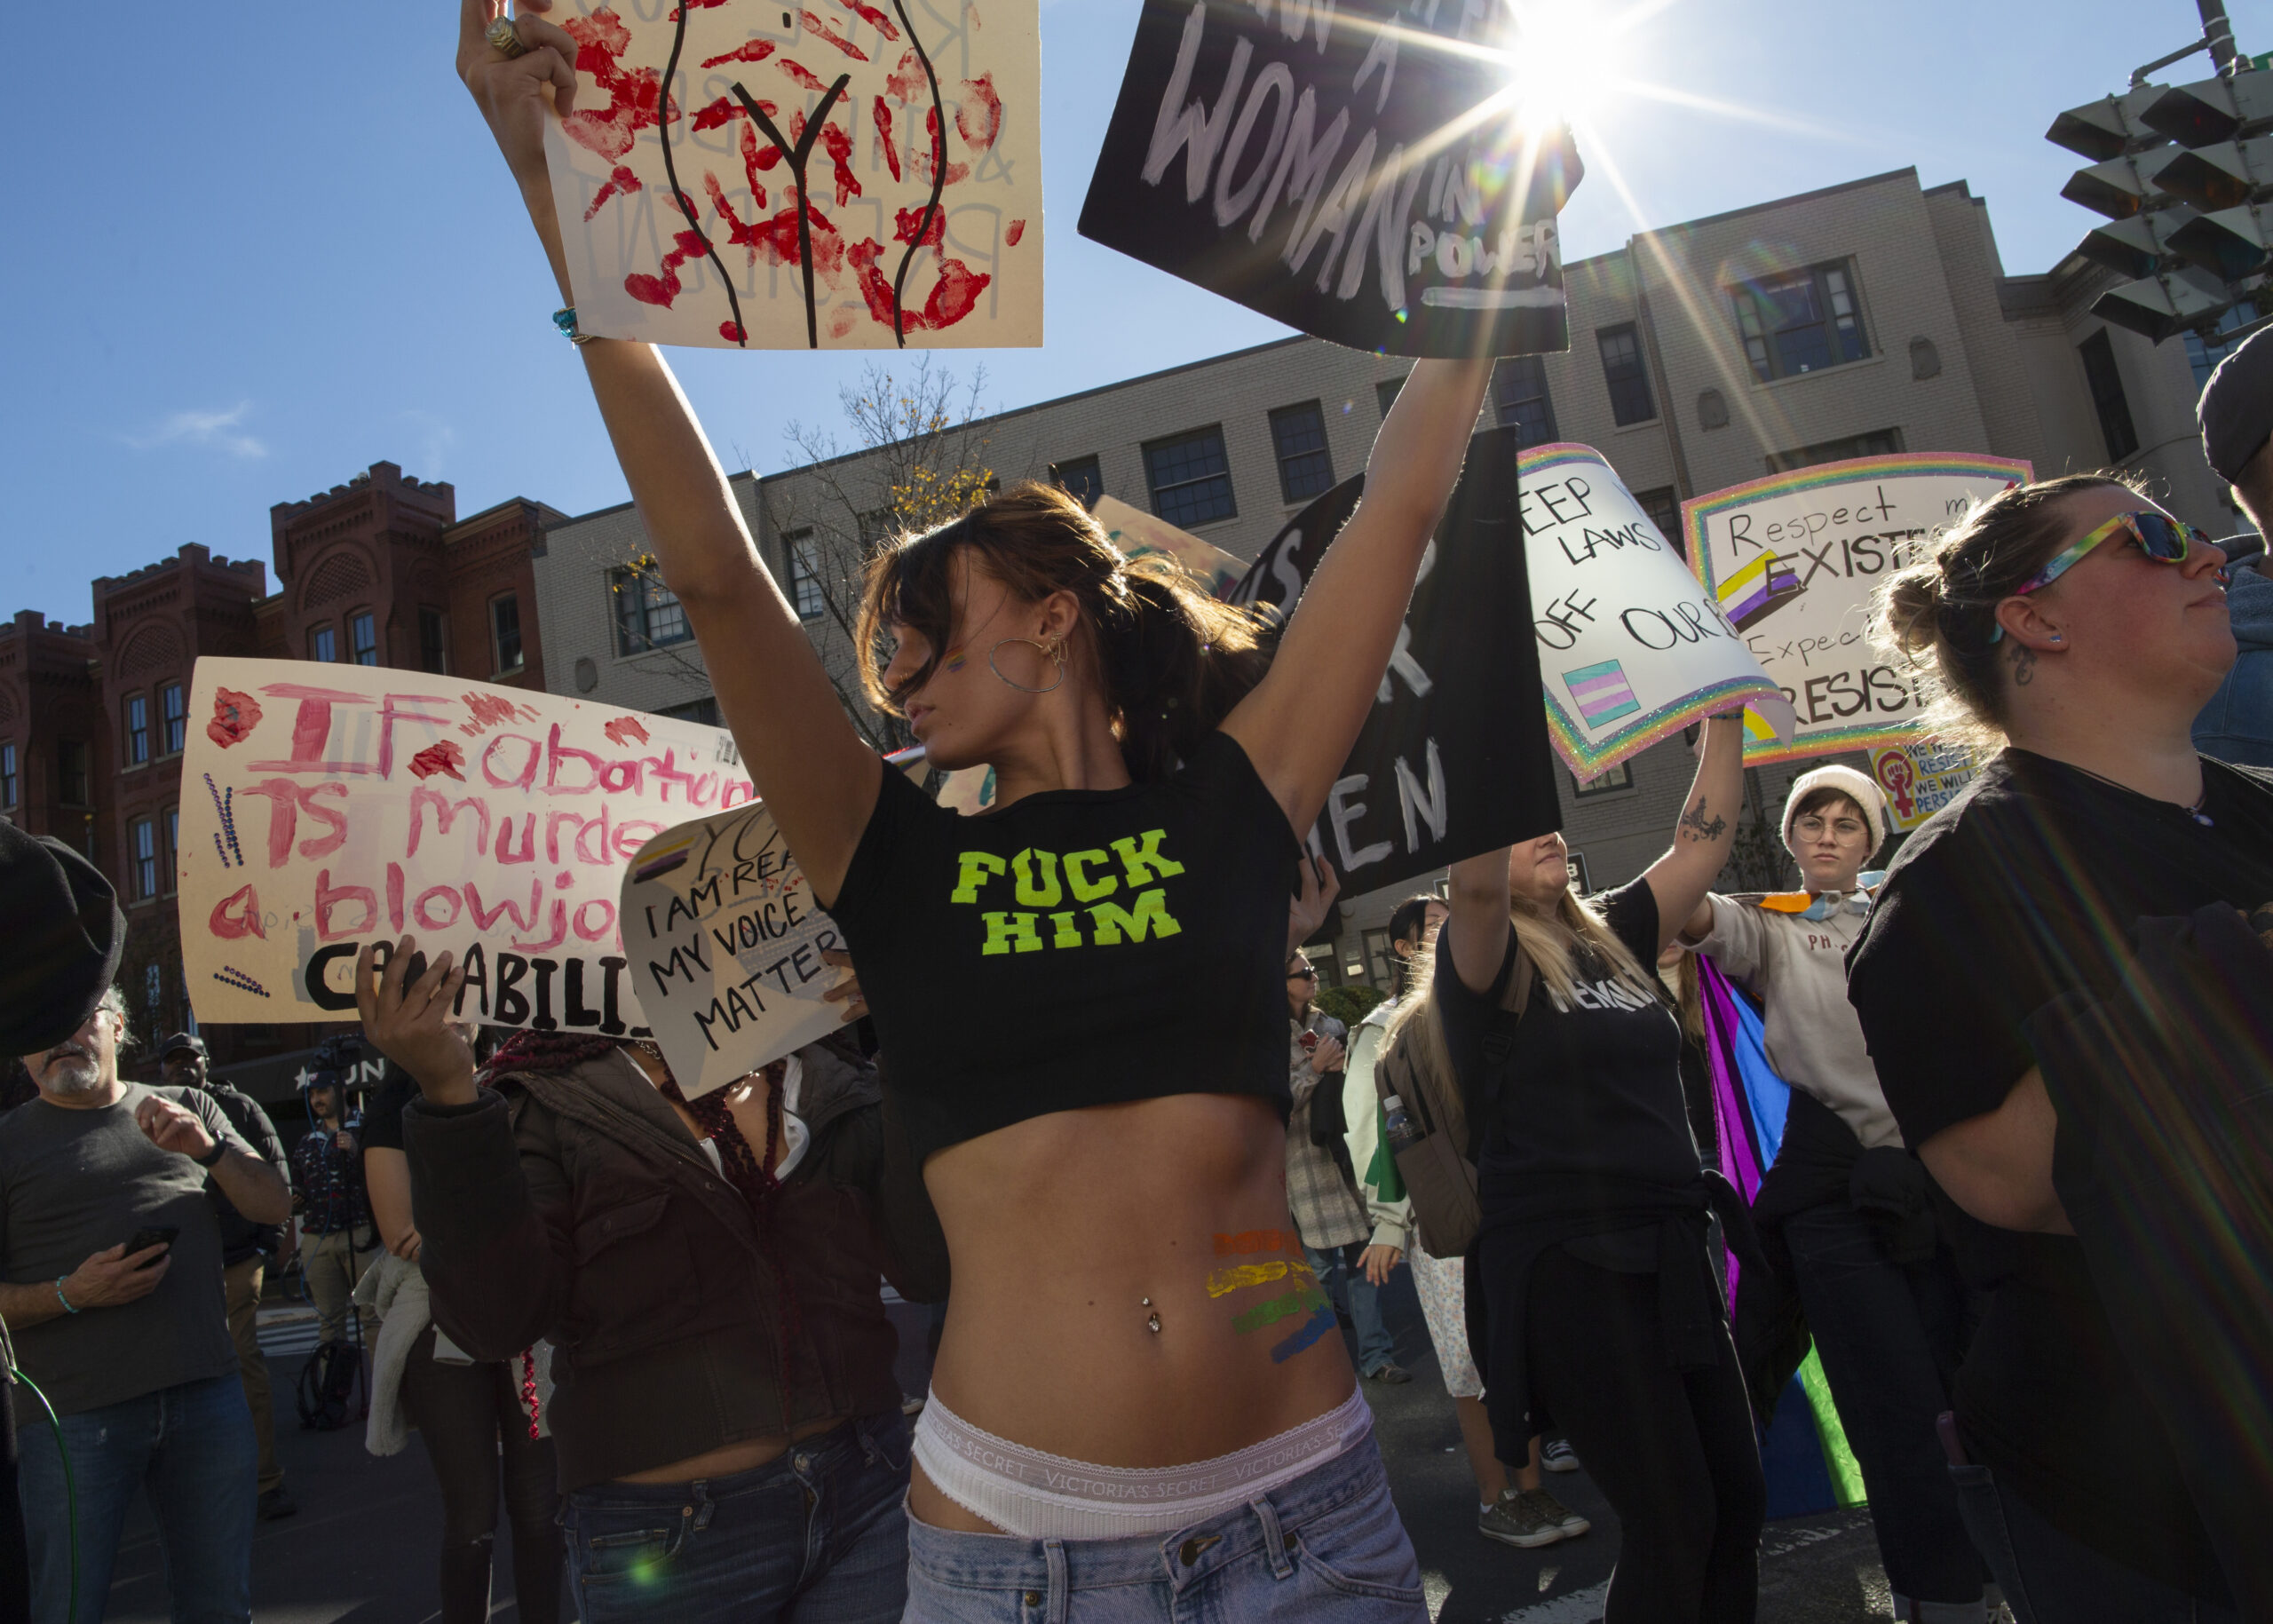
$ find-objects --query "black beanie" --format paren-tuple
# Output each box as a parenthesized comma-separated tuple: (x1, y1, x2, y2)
(0, 820, 125, 1057)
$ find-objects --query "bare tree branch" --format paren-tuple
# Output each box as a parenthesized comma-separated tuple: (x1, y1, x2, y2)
(607, 356, 1001, 753)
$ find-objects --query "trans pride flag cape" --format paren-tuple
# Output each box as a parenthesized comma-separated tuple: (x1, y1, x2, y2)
(1697, 956, 1868, 1517)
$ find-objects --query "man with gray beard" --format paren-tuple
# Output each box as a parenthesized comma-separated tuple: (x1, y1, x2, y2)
(2, 988, 291, 1623)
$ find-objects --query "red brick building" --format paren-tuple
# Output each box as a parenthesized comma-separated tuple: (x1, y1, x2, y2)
(0, 612, 110, 873)
(0, 461, 564, 1089)
(91, 545, 270, 1052)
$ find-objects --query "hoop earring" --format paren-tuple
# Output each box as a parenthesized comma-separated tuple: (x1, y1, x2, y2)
(988, 638, 1065, 694)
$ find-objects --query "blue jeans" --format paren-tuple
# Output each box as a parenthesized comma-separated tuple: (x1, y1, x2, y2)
(16, 1372, 257, 1624)
(564, 1409, 909, 1623)
(1783, 1201, 1980, 1609)
(1949, 1460, 2238, 1624)
(904, 1429, 1423, 1621)
(1303, 1244, 1397, 1376)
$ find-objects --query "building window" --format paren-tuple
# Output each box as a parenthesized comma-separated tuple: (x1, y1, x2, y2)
(310, 624, 337, 662)
(659, 696, 723, 727)
(1632, 487, 1682, 550)
(1050, 456, 1105, 509)
(1376, 376, 1406, 417)
(2079, 330, 2140, 463)
(164, 806, 178, 894)
(159, 682, 186, 756)
(1361, 927, 1398, 990)
(59, 741, 88, 807)
(146, 963, 162, 1021)
(350, 610, 378, 665)
(1572, 762, 1635, 797)
(2185, 301, 2261, 392)
(418, 607, 448, 675)
(783, 533, 827, 621)
(491, 595, 524, 672)
(1765, 429, 1905, 475)
(123, 693, 149, 767)
(611, 569, 693, 654)
(131, 817, 157, 900)
(1597, 324, 1657, 425)
(1729, 261, 1870, 383)
(1268, 401, 1335, 503)
(1493, 357, 1557, 445)
(0, 742, 14, 808)
(1144, 427, 1238, 527)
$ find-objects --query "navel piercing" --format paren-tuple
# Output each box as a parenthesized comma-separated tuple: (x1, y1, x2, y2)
(1142, 1296, 1161, 1334)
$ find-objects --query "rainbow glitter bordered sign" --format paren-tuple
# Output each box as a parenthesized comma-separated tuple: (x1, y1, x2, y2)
(1519, 443, 1794, 777)
(1683, 453, 2031, 765)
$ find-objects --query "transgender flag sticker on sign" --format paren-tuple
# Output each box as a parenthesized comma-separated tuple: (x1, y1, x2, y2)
(1564, 660, 1643, 727)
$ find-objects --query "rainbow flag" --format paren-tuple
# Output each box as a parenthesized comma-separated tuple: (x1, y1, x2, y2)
(1698, 957, 1866, 1517)
(1563, 659, 1642, 727)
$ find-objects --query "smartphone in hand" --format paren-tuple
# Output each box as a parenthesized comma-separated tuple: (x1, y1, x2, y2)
(123, 1225, 180, 1269)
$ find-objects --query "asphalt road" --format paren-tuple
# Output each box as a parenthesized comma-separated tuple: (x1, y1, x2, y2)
(93, 1278, 1922, 1623)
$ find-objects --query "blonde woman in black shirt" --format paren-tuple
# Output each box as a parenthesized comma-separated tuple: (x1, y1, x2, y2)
(1403, 717, 1760, 1624)
(447, 9, 1497, 1614)
(1851, 476, 2268, 1620)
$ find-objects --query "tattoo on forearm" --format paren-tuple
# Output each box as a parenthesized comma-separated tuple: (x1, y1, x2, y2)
(1678, 799, 1728, 844)
(2010, 642, 2037, 685)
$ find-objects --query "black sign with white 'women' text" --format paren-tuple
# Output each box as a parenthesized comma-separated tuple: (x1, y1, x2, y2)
(1233, 425, 1561, 891)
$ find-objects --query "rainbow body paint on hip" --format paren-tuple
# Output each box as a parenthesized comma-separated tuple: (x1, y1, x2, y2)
(1211, 1230, 1336, 1363)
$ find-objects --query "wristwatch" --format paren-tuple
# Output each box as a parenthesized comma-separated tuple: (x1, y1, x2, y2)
(193, 1140, 227, 1168)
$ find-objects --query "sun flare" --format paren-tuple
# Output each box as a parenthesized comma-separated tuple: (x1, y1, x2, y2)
(1503, 3, 1623, 135)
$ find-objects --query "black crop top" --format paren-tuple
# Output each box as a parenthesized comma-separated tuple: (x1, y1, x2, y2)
(828, 730, 1300, 1162)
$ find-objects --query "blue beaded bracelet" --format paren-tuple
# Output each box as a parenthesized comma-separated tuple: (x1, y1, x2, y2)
(53, 1278, 78, 1315)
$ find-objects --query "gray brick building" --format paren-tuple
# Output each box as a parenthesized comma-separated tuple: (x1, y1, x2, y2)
(533, 165, 2229, 989)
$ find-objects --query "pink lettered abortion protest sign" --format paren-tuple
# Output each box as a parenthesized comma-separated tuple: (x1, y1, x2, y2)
(179, 657, 764, 1040)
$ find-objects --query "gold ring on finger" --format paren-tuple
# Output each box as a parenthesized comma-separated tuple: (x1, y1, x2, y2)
(487, 15, 530, 58)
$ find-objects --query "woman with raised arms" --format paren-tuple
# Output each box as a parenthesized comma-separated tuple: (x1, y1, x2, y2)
(429, 1, 1502, 1615)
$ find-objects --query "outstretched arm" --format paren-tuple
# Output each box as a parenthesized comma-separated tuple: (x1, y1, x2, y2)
(1223, 358, 1493, 834)
(1639, 717, 1746, 955)
(1443, 847, 1514, 999)
(459, 0, 879, 902)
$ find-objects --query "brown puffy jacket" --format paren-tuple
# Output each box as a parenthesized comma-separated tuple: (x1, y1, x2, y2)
(403, 1040, 946, 1489)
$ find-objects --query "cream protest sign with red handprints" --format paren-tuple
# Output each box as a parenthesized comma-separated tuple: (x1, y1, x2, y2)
(543, 0, 1042, 350)
(179, 657, 756, 1033)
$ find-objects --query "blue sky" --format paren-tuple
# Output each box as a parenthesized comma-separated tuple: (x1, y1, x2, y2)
(0, 0, 2253, 625)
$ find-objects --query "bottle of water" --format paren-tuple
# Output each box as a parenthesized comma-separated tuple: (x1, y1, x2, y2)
(1382, 1093, 1420, 1152)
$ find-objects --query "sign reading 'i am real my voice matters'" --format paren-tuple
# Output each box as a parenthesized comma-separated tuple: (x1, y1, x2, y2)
(618, 804, 849, 1097)
(1518, 444, 1794, 777)
(1081, 0, 1584, 358)
(180, 658, 847, 1092)
(1683, 453, 2031, 764)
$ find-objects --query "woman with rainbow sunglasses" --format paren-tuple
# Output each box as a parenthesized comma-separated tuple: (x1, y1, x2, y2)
(1851, 472, 2268, 1622)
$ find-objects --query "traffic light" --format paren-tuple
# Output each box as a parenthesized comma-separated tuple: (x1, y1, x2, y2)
(2049, 62, 2273, 343)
